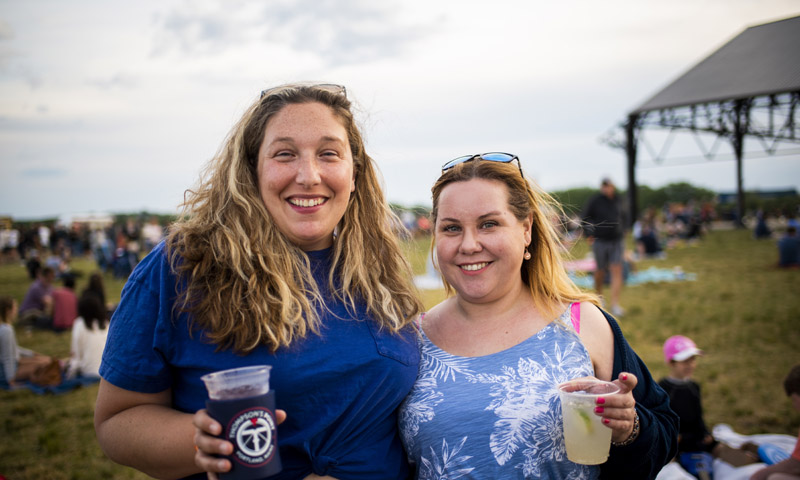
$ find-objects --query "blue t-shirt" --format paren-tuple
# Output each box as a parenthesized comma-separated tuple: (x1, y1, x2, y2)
(399, 307, 598, 479)
(100, 242, 420, 479)
(778, 234, 800, 266)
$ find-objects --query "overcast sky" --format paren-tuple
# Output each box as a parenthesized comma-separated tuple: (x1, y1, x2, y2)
(1, 0, 799, 220)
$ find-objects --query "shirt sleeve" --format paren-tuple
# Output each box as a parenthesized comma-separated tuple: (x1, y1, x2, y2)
(99, 245, 174, 393)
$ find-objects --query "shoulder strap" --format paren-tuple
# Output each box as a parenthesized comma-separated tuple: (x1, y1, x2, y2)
(570, 302, 581, 334)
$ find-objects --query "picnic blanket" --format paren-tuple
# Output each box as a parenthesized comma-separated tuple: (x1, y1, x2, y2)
(1, 375, 100, 395)
(655, 423, 797, 480)
(568, 265, 696, 289)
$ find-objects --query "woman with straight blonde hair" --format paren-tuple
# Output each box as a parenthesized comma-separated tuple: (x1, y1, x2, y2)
(398, 154, 678, 479)
(95, 83, 423, 480)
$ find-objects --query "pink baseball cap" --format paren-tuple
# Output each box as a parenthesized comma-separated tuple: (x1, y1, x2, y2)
(663, 335, 703, 363)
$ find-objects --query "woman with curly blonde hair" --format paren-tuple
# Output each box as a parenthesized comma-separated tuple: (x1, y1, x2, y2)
(95, 84, 423, 480)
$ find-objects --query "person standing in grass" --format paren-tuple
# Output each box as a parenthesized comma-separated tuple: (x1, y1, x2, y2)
(750, 365, 800, 480)
(581, 178, 627, 317)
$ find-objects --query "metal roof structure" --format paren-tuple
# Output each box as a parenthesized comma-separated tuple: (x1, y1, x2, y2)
(606, 15, 800, 225)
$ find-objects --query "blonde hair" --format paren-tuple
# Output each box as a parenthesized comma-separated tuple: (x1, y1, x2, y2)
(430, 160, 599, 320)
(167, 84, 423, 353)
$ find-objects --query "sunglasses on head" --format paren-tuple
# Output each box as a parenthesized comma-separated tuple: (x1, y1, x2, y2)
(441, 152, 523, 176)
(260, 83, 347, 99)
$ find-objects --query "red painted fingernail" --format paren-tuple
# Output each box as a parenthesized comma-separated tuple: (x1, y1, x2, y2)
(603, 418, 610, 425)
(622, 374, 628, 381)
(596, 397, 606, 404)
(595, 407, 604, 413)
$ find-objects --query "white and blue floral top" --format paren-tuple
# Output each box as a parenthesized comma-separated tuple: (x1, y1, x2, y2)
(398, 305, 598, 480)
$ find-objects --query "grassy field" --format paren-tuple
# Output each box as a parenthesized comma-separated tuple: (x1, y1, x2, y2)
(1, 227, 798, 479)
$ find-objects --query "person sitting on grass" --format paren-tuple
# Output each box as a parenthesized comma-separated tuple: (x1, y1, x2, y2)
(65, 291, 109, 380)
(658, 335, 759, 476)
(18, 266, 55, 330)
(749, 364, 800, 480)
(0, 296, 53, 388)
(778, 226, 800, 268)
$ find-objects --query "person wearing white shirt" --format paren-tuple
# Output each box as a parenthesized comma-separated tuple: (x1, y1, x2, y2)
(65, 292, 108, 379)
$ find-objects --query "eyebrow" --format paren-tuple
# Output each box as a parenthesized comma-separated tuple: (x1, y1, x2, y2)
(269, 135, 346, 144)
(439, 211, 503, 223)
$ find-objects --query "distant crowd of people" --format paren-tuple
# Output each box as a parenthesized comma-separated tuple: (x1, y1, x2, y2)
(0, 216, 166, 280)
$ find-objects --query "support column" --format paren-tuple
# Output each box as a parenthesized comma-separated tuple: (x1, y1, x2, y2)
(625, 114, 639, 228)
(732, 100, 746, 228)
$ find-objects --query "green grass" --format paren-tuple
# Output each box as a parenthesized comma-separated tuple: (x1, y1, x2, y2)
(1, 229, 798, 478)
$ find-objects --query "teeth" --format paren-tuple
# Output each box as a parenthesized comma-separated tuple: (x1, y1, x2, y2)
(290, 198, 325, 207)
(461, 262, 488, 271)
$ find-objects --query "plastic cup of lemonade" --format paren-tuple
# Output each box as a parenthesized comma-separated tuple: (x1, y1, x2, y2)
(201, 365, 282, 479)
(557, 379, 620, 465)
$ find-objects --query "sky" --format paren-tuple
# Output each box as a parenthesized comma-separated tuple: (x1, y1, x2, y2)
(1, 0, 799, 220)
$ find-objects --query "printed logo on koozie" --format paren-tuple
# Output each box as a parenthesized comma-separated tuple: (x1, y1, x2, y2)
(226, 407, 276, 465)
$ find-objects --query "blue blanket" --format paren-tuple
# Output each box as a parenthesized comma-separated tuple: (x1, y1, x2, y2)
(1, 375, 100, 394)
(569, 266, 697, 289)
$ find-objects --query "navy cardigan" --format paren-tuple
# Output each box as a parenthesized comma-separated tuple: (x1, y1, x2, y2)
(600, 311, 680, 479)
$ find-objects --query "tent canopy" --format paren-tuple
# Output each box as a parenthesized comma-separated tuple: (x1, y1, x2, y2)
(612, 14, 800, 226)
(633, 15, 800, 114)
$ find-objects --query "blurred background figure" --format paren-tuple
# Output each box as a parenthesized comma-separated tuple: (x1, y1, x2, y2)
(65, 291, 108, 380)
(141, 217, 164, 252)
(777, 226, 800, 268)
(582, 177, 627, 317)
(18, 266, 55, 330)
(0, 296, 53, 388)
(51, 273, 78, 333)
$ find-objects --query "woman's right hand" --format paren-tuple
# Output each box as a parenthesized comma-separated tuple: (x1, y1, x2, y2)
(193, 408, 286, 479)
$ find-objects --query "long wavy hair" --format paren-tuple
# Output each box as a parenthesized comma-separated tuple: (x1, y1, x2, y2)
(430, 160, 599, 320)
(167, 84, 423, 353)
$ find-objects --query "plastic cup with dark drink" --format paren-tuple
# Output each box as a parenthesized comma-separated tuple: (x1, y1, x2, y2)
(201, 365, 282, 479)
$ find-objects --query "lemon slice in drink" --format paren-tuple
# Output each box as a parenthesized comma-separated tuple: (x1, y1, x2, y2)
(577, 410, 594, 434)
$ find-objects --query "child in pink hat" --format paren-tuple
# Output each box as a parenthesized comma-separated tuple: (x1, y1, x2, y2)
(658, 335, 759, 474)
(659, 335, 713, 454)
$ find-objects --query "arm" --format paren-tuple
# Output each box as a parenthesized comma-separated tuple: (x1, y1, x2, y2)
(581, 197, 597, 239)
(750, 457, 800, 480)
(0, 327, 18, 382)
(578, 303, 638, 444)
(94, 380, 200, 480)
(65, 320, 81, 379)
(600, 312, 680, 480)
(43, 293, 53, 316)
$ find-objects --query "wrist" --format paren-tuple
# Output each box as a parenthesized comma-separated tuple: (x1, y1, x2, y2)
(611, 410, 640, 447)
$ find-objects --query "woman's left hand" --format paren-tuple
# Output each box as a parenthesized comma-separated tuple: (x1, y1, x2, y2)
(596, 372, 638, 444)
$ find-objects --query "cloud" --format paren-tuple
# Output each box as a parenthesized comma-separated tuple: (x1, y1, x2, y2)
(150, 0, 435, 66)
(85, 72, 139, 90)
(0, 18, 13, 41)
(20, 167, 68, 178)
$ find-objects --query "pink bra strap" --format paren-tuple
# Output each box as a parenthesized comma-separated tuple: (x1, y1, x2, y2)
(570, 302, 581, 334)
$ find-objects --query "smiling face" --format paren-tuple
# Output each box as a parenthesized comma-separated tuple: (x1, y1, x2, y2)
(257, 102, 356, 251)
(434, 178, 532, 304)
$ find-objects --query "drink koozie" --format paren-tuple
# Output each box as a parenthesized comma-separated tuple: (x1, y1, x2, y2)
(206, 390, 282, 479)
